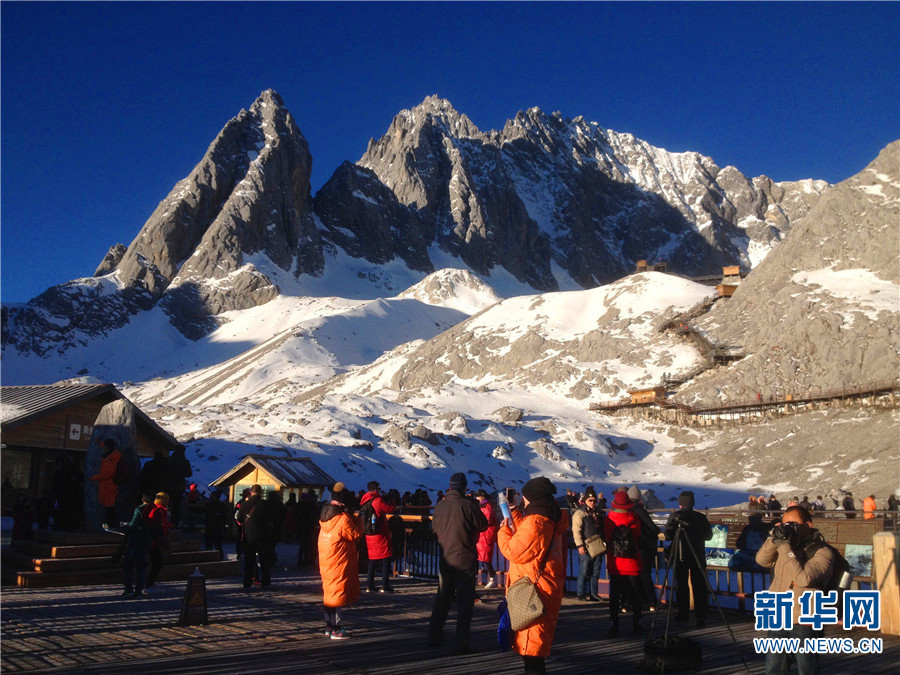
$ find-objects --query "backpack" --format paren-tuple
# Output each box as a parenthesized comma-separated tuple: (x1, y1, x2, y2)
(805, 538, 853, 616)
(611, 523, 637, 559)
(360, 501, 379, 535)
(113, 457, 131, 485)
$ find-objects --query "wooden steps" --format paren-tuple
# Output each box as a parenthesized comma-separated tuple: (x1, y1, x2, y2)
(4, 529, 240, 588)
(17, 559, 240, 588)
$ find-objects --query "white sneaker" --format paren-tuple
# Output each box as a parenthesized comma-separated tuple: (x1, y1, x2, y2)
(484, 579, 496, 589)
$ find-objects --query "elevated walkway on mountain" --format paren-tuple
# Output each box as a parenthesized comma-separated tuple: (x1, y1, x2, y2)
(590, 378, 900, 426)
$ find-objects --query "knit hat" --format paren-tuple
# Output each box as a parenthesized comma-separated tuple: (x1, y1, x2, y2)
(678, 491, 695, 508)
(611, 491, 633, 509)
(627, 486, 641, 502)
(583, 486, 597, 500)
(449, 472, 467, 491)
(332, 482, 346, 495)
(522, 476, 557, 506)
(475, 489, 488, 499)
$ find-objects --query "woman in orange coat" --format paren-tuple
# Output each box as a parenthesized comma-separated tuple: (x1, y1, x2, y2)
(89, 439, 121, 528)
(318, 482, 361, 640)
(497, 477, 569, 675)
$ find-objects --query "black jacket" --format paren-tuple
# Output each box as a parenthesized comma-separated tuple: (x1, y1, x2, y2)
(236, 495, 273, 544)
(632, 502, 661, 554)
(664, 507, 712, 568)
(431, 489, 488, 571)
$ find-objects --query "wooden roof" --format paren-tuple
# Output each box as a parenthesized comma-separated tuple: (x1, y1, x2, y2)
(0, 383, 179, 448)
(209, 454, 336, 489)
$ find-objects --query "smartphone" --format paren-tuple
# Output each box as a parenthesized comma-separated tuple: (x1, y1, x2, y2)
(505, 487, 516, 501)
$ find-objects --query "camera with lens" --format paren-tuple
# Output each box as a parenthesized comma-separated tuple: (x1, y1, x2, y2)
(772, 522, 801, 545)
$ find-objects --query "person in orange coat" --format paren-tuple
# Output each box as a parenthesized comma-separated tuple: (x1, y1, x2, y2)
(90, 439, 122, 528)
(863, 495, 877, 520)
(497, 477, 569, 675)
(318, 482, 361, 640)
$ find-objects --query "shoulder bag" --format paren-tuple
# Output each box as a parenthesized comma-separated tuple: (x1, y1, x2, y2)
(506, 525, 555, 632)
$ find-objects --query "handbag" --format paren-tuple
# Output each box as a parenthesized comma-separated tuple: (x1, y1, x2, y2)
(505, 525, 555, 632)
(585, 534, 607, 557)
(506, 575, 545, 631)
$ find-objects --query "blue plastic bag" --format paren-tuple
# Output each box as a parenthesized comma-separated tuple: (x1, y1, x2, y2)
(497, 599, 512, 651)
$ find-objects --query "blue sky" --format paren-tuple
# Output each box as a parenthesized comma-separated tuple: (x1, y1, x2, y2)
(2, 1, 898, 303)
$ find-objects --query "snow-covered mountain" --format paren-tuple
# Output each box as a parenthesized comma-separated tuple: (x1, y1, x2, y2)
(2, 90, 825, 351)
(2, 92, 896, 507)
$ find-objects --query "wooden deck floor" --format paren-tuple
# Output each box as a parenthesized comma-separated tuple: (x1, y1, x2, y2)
(1, 567, 897, 674)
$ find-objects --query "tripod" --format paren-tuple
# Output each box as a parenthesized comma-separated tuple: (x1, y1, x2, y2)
(646, 518, 749, 673)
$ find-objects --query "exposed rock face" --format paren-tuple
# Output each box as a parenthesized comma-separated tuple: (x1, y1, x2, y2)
(681, 140, 900, 402)
(346, 97, 826, 288)
(313, 162, 434, 272)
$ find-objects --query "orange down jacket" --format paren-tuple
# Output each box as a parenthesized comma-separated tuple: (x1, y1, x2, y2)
(90, 449, 121, 508)
(863, 496, 876, 520)
(318, 503, 362, 608)
(497, 506, 569, 658)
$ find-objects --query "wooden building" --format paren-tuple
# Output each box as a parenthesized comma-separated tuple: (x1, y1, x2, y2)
(629, 387, 667, 404)
(635, 259, 668, 273)
(716, 283, 739, 297)
(210, 454, 336, 505)
(0, 384, 179, 497)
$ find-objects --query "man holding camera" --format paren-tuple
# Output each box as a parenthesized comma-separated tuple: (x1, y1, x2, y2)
(755, 505, 836, 674)
(664, 491, 712, 626)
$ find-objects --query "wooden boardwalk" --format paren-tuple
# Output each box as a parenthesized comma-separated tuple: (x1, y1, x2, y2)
(2, 566, 897, 674)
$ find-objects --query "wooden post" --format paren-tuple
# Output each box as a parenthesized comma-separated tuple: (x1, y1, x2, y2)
(873, 532, 899, 635)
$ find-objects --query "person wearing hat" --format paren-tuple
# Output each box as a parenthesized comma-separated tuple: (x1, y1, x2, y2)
(497, 476, 569, 674)
(664, 491, 712, 626)
(604, 489, 643, 636)
(428, 472, 488, 655)
(144, 492, 173, 594)
(359, 480, 396, 593)
(767, 494, 783, 513)
(572, 486, 602, 601)
(475, 489, 499, 589)
(628, 485, 661, 612)
(317, 482, 361, 640)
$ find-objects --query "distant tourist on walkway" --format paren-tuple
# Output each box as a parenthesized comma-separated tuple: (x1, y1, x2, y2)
(360, 481, 396, 593)
(629, 485, 661, 612)
(664, 491, 712, 627)
(842, 492, 857, 519)
(90, 439, 122, 529)
(162, 445, 192, 528)
(863, 495, 877, 520)
(236, 484, 274, 588)
(766, 494, 782, 513)
(888, 493, 899, 512)
(475, 489, 499, 589)
(605, 490, 643, 635)
(121, 492, 154, 599)
(813, 495, 826, 511)
(572, 486, 602, 602)
(203, 490, 229, 557)
(428, 473, 488, 655)
(144, 492, 172, 593)
(318, 482, 361, 640)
